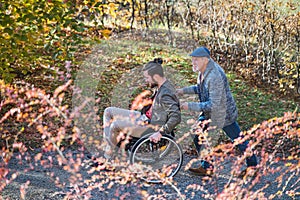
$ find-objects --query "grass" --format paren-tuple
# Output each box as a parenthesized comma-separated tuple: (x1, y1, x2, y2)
(91, 37, 298, 133)
(228, 73, 298, 131)
(6, 35, 296, 149)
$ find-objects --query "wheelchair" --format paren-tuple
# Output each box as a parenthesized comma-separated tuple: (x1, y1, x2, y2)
(120, 131, 183, 183)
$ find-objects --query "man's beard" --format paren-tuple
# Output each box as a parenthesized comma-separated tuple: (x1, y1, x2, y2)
(149, 83, 158, 88)
(192, 65, 198, 72)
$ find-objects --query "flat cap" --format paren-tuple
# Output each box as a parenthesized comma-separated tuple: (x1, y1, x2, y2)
(189, 46, 210, 58)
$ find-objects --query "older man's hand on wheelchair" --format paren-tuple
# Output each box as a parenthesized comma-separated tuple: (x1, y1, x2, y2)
(149, 131, 162, 143)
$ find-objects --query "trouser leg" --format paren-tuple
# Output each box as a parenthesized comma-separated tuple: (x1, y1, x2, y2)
(193, 119, 219, 170)
(102, 107, 150, 157)
(109, 119, 150, 146)
(193, 135, 202, 155)
(223, 121, 258, 167)
(103, 107, 141, 144)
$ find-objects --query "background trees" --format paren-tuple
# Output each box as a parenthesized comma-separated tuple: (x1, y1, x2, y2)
(1, 0, 299, 95)
(126, 0, 300, 96)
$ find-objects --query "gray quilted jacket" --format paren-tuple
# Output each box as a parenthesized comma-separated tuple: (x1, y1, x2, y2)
(182, 59, 238, 128)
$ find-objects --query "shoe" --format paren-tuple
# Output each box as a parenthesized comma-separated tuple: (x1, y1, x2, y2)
(189, 166, 213, 176)
(238, 167, 258, 179)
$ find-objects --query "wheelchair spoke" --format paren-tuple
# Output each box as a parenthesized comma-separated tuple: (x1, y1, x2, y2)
(130, 134, 183, 183)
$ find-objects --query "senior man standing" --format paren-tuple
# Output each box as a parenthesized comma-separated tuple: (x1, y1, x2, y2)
(177, 46, 258, 177)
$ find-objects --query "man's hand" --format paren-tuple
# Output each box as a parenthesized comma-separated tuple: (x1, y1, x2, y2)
(180, 102, 189, 110)
(176, 89, 184, 96)
(149, 132, 162, 143)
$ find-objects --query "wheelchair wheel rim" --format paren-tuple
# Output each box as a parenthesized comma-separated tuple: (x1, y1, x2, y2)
(130, 135, 183, 183)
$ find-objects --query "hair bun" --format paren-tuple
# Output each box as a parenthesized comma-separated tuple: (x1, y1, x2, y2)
(153, 58, 163, 64)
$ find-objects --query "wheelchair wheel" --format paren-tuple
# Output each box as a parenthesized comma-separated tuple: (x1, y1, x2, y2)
(129, 134, 183, 183)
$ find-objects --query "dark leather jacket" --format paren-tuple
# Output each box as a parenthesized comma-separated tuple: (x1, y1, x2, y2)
(149, 80, 181, 134)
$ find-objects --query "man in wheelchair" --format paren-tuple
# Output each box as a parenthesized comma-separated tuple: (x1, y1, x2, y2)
(102, 58, 181, 160)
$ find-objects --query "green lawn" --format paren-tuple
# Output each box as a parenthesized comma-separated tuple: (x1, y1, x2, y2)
(228, 73, 298, 131)
(93, 39, 298, 134)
